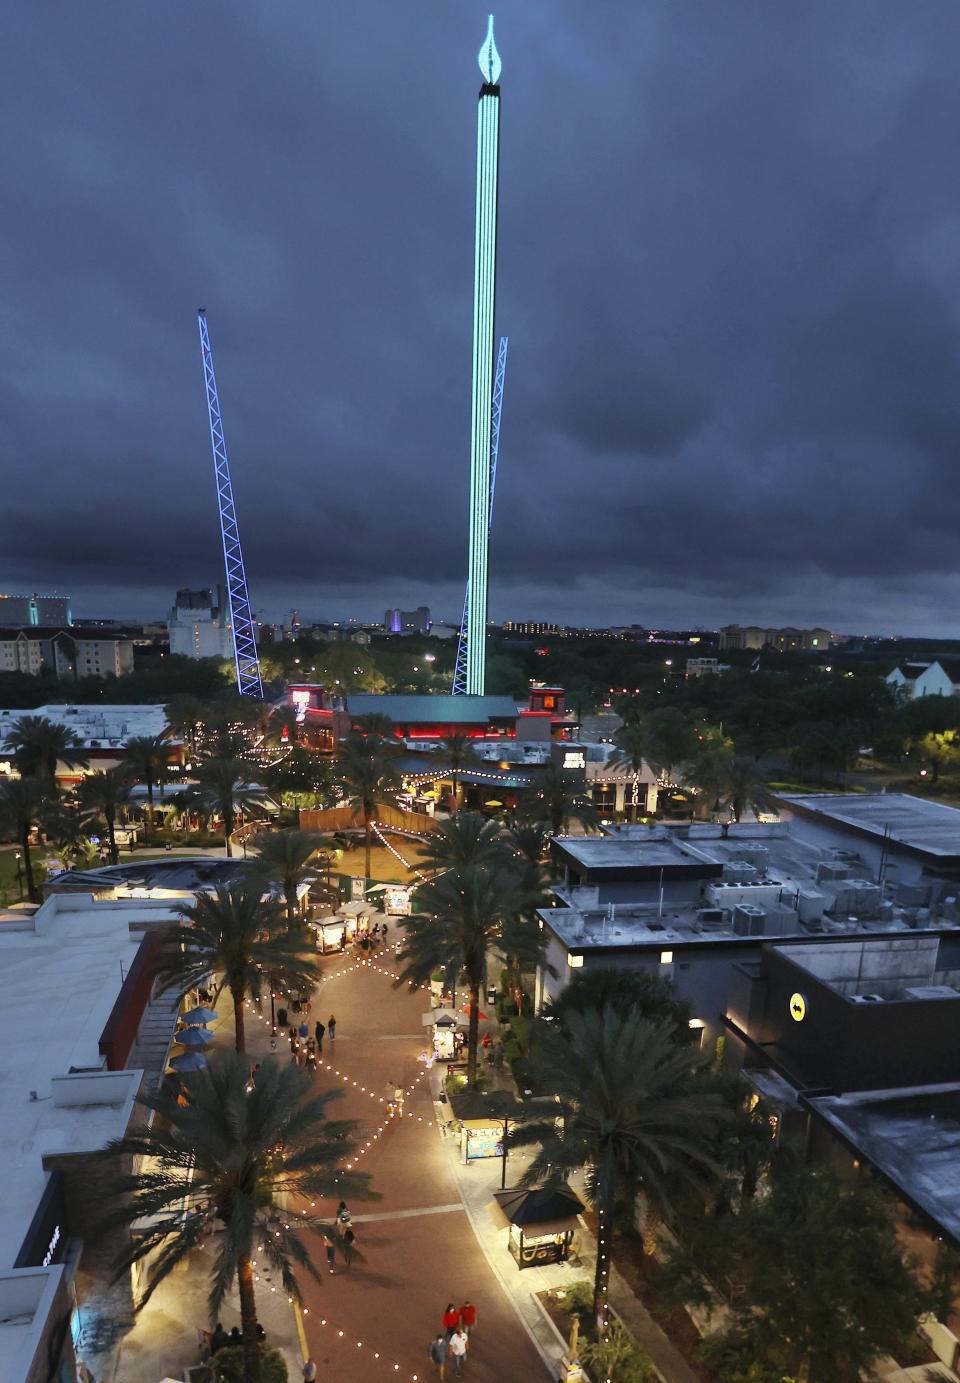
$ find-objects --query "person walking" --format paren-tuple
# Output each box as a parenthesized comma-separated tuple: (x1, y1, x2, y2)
(428, 1333, 448, 1380)
(459, 1301, 477, 1337)
(328, 1014, 336, 1041)
(314, 1019, 325, 1052)
(302, 1360, 318, 1382)
(394, 1082, 404, 1116)
(448, 1326, 468, 1374)
(442, 1303, 459, 1339)
(298, 1019, 309, 1041)
(325, 1241, 336, 1273)
(342, 1225, 356, 1268)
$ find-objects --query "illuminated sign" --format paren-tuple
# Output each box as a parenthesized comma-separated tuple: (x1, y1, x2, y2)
(789, 992, 807, 1023)
(563, 751, 585, 769)
(291, 689, 311, 722)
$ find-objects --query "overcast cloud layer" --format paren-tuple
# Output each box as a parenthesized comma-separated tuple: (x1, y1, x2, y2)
(4, 3, 960, 635)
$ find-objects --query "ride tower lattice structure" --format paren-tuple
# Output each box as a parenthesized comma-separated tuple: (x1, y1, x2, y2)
(196, 309, 263, 699)
(454, 333, 508, 695)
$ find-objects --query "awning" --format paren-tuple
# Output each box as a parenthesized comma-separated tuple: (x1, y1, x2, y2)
(422, 1007, 467, 1028)
(491, 1183, 584, 1230)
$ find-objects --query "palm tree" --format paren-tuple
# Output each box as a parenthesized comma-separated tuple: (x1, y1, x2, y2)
(79, 769, 131, 865)
(352, 712, 394, 739)
(335, 729, 402, 880)
(99, 1053, 373, 1383)
(122, 733, 172, 843)
(682, 731, 733, 821)
(433, 730, 478, 812)
(164, 694, 207, 755)
(514, 1008, 726, 1327)
(5, 715, 88, 784)
(267, 704, 301, 748)
(185, 758, 267, 856)
(251, 829, 337, 923)
(396, 865, 525, 1085)
(155, 886, 322, 1053)
(505, 822, 549, 866)
(544, 965, 692, 1035)
(0, 777, 53, 902)
(608, 721, 648, 776)
(520, 765, 598, 836)
(720, 756, 770, 823)
(419, 811, 506, 875)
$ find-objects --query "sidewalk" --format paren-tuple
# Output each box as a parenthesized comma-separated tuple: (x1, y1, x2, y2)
(432, 1066, 701, 1383)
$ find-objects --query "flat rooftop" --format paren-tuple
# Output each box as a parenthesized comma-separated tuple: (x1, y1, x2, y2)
(0, 703, 170, 752)
(774, 793, 960, 862)
(553, 835, 721, 874)
(539, 902, 932, 950)
(807, 1085, 960, 1244)
(48, 856, 258, 896)
(0, 904, 157, 1270)
(346, 694, 518, 724)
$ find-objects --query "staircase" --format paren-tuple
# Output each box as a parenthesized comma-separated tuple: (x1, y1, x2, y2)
(128, 986, 182, 1091)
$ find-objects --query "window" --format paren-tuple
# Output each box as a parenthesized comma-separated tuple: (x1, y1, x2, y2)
(660, 950, 673, 965)
(567, 953, 584, 968)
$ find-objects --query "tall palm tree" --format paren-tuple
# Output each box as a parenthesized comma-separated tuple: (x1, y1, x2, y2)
(186, 758, 267, 856)
(5, 715, 88, 784)
(514, 1008, 727, 1327)
(154, 886, 321, 1052)
(0, 777, 53, 902)
(352, 712, 394, 739)
(267, 704, 301, 748)
(520, 765, 598, 836)
(396, 865, 526, 1085)
(122, 733, 172, 843)
(505, 822, 549, 866)
(79, 768, 131, 865)
(433, 730, 478, 812)
(251, 829, 337, 923)
(335, 729, 402, 880)
(608, 721, 648, 776)
(419, 811, 506, 875)
(720, 756, 771, 824)
(99, 1054, 373, 1383)
(164, 694, 207, 756)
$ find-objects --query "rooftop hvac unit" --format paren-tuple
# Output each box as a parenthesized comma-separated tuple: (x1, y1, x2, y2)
(696, 907, 726, 931)
(733, 904, 766, 937)
(817, 862, 854, 884)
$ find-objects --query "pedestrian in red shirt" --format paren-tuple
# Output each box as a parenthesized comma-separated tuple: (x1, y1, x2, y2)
(460, 1300, 477, 1336)
(442, 1303, 459, 1338)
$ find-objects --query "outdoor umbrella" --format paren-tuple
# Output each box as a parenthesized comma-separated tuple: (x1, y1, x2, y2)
(169, 1050, 208, 1073)
(180, 1006, 218, 1025)
(175, 1025, 214, 1048)
(459, 1004, 490, 1022)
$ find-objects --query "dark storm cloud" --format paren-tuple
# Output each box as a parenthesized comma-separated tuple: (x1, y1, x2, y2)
(5, 2, 960, 633)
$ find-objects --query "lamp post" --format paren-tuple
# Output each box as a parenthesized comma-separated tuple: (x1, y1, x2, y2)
(15, 851, 24, 901)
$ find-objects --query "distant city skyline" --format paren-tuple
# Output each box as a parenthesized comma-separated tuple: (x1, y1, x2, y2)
(7, 6, 960, 645)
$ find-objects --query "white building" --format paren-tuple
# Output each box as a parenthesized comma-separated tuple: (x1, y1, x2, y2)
(909, 660, 960, 699)
(0, 893, 183, 1383)
(0, 628, 134, 679)
(167, 588, 232, 661)
(0, 704, 173, 779)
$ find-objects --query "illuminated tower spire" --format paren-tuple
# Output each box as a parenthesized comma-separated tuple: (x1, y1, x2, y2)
(465, 14, 502, 695)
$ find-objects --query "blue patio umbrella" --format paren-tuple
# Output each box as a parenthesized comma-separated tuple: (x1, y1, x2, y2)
(175, 1025, 214, 1048)
(169, 1050, 208, 1073)
(181, 1006, 218, 1025)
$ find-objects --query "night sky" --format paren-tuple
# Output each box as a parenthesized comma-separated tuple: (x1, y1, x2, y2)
(4, 3, 960, 634)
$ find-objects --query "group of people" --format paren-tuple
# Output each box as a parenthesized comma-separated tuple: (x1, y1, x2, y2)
(428, 1301, 477, 1377)
(356, 920, 388, 953)
(206, 1320, 266, 1355)
(285, 1015, 336, 1071)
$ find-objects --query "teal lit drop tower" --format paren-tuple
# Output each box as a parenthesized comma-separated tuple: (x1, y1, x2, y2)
(465, 15, 502, 695)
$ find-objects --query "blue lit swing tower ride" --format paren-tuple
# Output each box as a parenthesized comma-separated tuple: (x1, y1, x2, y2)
(453, 333, 507, 695)
(196, 310, 264, 699)
(462, 15, 503, 696)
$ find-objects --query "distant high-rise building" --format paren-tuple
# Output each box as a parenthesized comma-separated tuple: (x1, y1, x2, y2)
(0, 593, 72, 627)
(383, 606, 431, 636)
(168, 587, 233, 660)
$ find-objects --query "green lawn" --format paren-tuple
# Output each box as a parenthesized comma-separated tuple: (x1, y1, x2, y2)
(0, 846, 44, 904)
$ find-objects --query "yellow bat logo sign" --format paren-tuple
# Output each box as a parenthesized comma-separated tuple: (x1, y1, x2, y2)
(789, 992, 807, 1023)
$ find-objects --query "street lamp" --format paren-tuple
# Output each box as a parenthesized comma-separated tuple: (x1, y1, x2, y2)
(14, 851, 24, 901)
